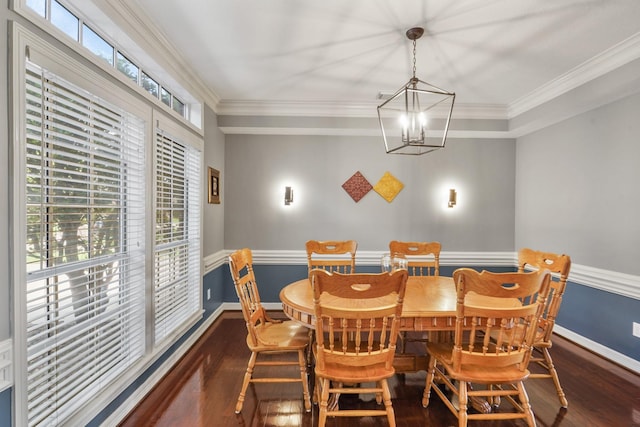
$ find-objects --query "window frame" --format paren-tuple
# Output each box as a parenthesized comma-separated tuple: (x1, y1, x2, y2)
(13, 0, 203, 131)
(152, 111, 204, 347)
(11, 22, 203, 426)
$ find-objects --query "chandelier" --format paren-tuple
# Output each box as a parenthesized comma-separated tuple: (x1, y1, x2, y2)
(377, 27, 455, 155)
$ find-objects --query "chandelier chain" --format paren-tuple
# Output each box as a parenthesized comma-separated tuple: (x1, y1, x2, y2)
(412, 39, 417, 78)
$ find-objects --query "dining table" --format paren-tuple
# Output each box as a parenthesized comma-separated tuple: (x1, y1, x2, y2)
(280, 274, 523, 373)
(280, 273, 524, 415)
(280, 275, 458, 372)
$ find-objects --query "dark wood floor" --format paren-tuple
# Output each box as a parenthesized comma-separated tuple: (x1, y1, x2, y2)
(120, 311, 640, 426)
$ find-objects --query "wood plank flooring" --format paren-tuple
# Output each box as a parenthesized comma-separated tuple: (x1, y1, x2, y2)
(119, 311, 640, 426)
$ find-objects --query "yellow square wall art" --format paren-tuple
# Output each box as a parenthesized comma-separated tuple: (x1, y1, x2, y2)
(373, 171, 404, 202)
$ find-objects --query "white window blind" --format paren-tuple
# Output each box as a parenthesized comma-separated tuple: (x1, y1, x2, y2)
(24, 60, 146, 426)
(154, 129, 201, 344)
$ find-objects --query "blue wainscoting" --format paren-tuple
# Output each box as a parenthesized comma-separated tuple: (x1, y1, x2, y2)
(227, 264, 513, 304)
(0, 388, 10, 427)
(558, 283, 640, 361)
(204, 265, 226, 314)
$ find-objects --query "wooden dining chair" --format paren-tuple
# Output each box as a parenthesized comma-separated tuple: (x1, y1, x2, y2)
(305, 240, 357, 274)
(389, 240, 441, 277)
(517, 248, 572, 407)
(228, 248, 312, 414)
(310, 269, 408, 427)
(422, 268, 551, 427)
(389, 240, 441, 351)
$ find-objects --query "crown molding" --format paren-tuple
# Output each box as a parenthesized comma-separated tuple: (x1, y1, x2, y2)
(216, 100, 508, 120)
(218, 126, 516, 139)
(217, 126, 379, 136)
(215, 32, 640, 128)
(94, 0, 221, 109)
(508, 31, 640, 118)
(88, 2, 640, 133)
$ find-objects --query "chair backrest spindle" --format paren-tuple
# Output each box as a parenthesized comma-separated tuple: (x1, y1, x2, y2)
(306, 240, 357, 274)
(517, 248, 571, 343)
(311, 269, 408, 372)
(452, 268, 552, 373)
(389, 240, 441, 276)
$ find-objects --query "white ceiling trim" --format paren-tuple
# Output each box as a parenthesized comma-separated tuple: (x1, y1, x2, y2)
(219, 126, 515, 139)
(508, 31, 640, 118)
(99, 0, 221, 109)
(216, 31, 640, 122)
(216, 100, 508, 120)
(214, 30, 640, 123)
(98, 1, 640, 129)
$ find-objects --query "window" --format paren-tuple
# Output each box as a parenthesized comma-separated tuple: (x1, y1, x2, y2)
(21, 0, 198, 124)
(172, 97, 185, 116)
(141, 71, 159, 98)
(26, 0, 45, 17)
(14, 21, 203, 426)
(50, 0, 78, 40)
(117, 51, 139, 84)
(23, 60, 146, 426)
(154, 128, 201, 344)
(82, 24, 114, 65)
(161, 87, 171, 107)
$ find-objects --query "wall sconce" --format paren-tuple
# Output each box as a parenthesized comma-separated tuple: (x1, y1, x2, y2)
(284, 186, 294, 205)
(448, 188, 457, 208)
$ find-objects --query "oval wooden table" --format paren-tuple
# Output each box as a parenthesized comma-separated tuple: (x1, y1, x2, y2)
(281, 276, 457, 328)
(280, 275, 458, 372)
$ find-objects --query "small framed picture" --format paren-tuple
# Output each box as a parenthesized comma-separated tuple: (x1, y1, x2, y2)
(208, 167, 220, 204)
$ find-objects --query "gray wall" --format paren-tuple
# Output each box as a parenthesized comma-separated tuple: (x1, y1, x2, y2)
(515, 91, 640, 275)
(224, 134, 516, 252)
(202, 104, 225, 255)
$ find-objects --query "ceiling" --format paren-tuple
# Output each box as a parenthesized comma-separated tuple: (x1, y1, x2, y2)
(128, 0, 640, 118)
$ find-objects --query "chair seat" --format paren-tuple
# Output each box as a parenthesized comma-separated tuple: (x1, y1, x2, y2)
(534, 330, 552, 347)
(313, 340, 395, 382)
(230, 248, 312, 414)
(248, 320, 310, 350)
(311, 269, 408, 427)
(428, 342, 531, 384)
(316, 362, 395, 383)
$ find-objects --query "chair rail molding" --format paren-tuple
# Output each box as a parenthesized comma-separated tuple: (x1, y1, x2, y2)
(204, 250, 639, 301)
(203, 250, 229, 274)
(0, 339, 12, 393)
(241, 250, 516, 267)
(569, 263, 640, 301)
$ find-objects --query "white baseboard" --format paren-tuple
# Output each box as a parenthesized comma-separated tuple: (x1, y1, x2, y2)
(554, 325, 640, 374)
